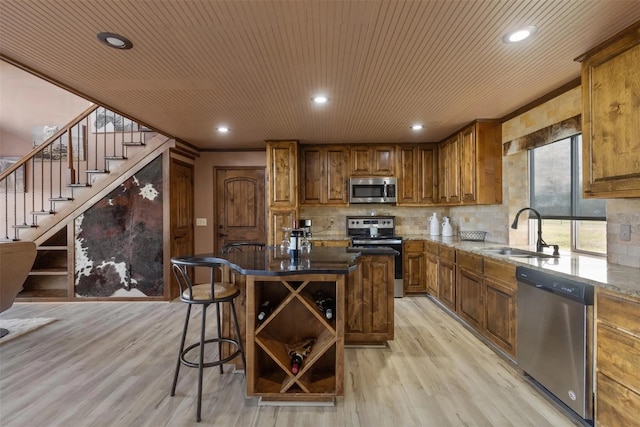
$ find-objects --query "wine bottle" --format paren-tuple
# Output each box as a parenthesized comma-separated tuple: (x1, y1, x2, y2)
(289, 228, 304, 260)
(314, 292, 335, 320)
(290, 353, 303, 374)
(257, 300, 273, 322)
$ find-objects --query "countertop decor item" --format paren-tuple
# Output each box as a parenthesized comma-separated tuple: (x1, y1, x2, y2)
(442, 217, 454, 237)
(459, 231, 488, 242)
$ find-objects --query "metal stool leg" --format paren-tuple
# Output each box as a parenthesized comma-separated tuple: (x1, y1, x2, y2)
(171, 304, 192, 396)
(230, 299, 247, 373)
(196, 304, 207, 422)
(216, 301, 224, 374)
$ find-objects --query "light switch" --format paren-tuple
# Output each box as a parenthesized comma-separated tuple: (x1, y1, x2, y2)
(620, 224, 631, 241)
(196, 218, 207, 226)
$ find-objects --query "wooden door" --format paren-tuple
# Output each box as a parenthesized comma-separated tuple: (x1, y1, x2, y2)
(397, 145, 418, 204)
(215, 168, 266, 252)
(170, 158, 194, 299)
(419, 145, 437, 204)
(426, 253, 438, 296)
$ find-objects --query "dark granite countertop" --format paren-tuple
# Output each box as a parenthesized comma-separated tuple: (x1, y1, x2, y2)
(173, 247, 360, 276)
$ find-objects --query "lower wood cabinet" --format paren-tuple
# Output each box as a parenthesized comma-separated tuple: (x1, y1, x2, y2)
(403, 241, 427, 294)
(483, 258, 516, 358)
(437, 245, 457, 310)
(456, 252, 484, 331)
(596, 290, 640, 425)
(346, 254, 394, 344)
(425, 242, 439, 296)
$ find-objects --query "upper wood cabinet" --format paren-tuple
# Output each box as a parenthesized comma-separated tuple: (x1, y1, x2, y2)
(300, 145, 349, 205)
(396, 144, 437, 206)
(460, 121, 502, 205)
(578, 22, 640, 198)
(438, 120, 501, 205)
(350, 145, 395, 176)
(438, 135, 460, 204)
(266, 141, 298, 208)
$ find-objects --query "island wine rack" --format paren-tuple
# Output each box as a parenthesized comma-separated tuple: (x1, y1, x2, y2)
(246, 273, 345, 403)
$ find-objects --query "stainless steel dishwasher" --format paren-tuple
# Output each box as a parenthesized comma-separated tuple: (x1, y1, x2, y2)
(516, 266, 594, 422)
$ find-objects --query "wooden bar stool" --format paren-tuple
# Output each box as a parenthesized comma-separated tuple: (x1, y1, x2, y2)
(170, 257, 246, 422)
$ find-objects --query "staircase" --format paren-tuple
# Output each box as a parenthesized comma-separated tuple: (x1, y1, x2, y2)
(0, 105, 175, 300)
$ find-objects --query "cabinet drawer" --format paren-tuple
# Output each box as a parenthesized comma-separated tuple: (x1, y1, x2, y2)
(483, 258, 516, 289)
(597, 372, 640, 427)
(457, 251, 483, 274)
(597, 291, 640, 336)
(425, 241, 439, 255)
(439, 246, 456, 262)
(597, 323, 640, 395)
(404, 240, 425, 252)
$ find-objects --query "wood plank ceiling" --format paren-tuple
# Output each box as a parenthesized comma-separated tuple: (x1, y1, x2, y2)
(1, 1, 640, 150)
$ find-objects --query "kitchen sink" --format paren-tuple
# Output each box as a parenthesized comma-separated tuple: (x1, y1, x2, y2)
(480, 247, 558, 259)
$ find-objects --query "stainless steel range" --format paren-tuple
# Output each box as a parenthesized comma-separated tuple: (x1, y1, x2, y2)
(347, 216, 403, 297)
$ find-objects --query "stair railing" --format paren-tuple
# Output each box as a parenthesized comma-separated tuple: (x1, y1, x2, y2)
(0, 105, 153, 241)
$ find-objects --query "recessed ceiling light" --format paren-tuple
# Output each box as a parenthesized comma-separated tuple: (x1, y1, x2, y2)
(311, 95, 329, 104)
(411, 124, 425, 130)
(502, 26, 538, 44)
(97, 32, 133, 49)
(217, 127, 229, 133)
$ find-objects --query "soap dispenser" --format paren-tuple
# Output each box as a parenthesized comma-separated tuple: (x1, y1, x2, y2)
(442, 217, 453, 237)
(429, 213, 440, 236)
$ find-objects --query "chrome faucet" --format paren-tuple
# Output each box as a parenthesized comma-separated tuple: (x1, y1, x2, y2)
(511, 207, 559, 255)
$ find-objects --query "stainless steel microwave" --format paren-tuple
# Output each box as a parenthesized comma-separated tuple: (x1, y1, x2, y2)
(349, 177, 397, 204)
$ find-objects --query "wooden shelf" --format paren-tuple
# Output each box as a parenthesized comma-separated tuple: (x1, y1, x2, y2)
(247, 273, 345, 401)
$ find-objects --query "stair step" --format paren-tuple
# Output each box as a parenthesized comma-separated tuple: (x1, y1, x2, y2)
(13, 224, 37, 229)
(68, 183, 91, 188)
(30, 211, 54, 215)
(123, 142, 145, 147)
(50, 197, 74, 201)
(105, 156, 127, 161)
(86, 169, 110, 174)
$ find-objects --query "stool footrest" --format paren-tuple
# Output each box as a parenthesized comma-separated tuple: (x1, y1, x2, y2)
(179, 337, 242, 369)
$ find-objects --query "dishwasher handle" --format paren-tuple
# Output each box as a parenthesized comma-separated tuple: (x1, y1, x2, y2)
(516, 266, 594, 305)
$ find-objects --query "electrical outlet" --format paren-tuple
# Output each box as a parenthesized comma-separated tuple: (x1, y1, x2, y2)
(620, 224, 631, 241)
(196, 218, 207, 226)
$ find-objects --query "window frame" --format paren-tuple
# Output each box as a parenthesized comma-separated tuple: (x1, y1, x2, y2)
(528, 134, 606, 256)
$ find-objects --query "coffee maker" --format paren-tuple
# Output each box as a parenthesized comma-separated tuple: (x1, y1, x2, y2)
(298, 219, 312, 238)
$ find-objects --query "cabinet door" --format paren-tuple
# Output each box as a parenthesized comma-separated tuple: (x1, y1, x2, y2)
(581, 30, 640, 198)
(300, 146, 323, 205)
(426, 253, 438, 296)
(419, 145, 437, 204)
(350, 145, 395, 176)
(346, 255, 394, 343)
(403, 241, 426, 294)
(460, 125, 477, 203)
(372, 146, 395, 176)
(325, 146, 349, 204)
(438, 136, 460, 203)
(484, 278, 516, 357)
(268, 209, 296, 246)
(438, 260, 456, 310)
(397, 145, 418, 204)
(457, 268, 484, 330)
(267, 141, 297, 207)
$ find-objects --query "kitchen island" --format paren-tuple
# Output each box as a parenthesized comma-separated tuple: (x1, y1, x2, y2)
(185, 246, 395, 404)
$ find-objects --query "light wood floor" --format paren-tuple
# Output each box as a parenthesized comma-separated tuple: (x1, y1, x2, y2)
(0, 297, 580, 426)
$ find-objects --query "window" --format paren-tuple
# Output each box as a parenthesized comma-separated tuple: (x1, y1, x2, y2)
(529, 135, 607, 255)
